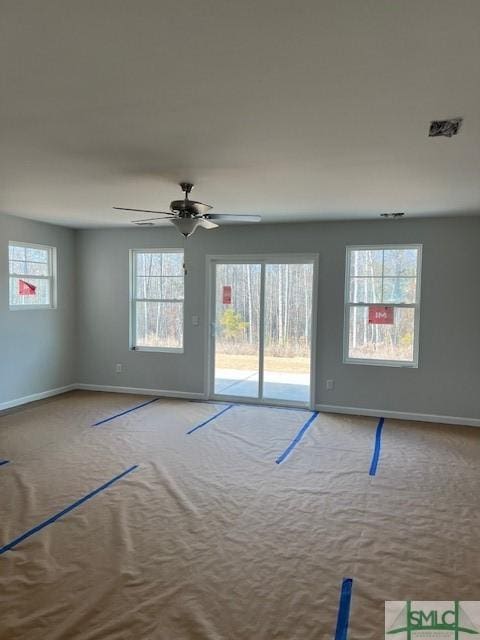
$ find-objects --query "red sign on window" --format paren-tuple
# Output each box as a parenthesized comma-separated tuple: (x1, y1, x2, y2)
(19, 279, 37, 296)
(222, 285, 232, 304)
(368, 305, 394, 324)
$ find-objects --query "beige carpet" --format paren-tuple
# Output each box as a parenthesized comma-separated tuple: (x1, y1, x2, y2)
(0, 391, 478, 639)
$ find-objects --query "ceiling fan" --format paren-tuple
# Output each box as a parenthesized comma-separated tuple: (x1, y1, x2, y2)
(113, 182, 261, 237)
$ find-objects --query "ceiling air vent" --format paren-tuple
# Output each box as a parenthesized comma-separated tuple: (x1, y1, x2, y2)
(380, 212, 405, 219)
(428, 118, 463, 138)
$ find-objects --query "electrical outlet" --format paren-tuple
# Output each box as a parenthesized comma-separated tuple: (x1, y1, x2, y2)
(192, 315, 199, 326)
(326, 379, 334, 390)
(115, 363, 123, 373)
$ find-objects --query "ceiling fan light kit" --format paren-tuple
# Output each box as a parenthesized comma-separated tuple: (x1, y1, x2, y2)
(113, 183, 261, 238)
(170, 217, 200, 238)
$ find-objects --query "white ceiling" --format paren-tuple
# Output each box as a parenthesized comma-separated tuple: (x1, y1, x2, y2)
(1, 0, 480, 228)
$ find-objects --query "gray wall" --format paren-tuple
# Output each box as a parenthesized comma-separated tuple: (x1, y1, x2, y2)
(0, 213, 76, 405)
(76, 217, 480, 421)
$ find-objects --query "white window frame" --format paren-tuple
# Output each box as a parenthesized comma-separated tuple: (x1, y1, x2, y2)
(343, 244, 422, 368)
(8, 241, 57, 311)
(129, 248, 185, 353)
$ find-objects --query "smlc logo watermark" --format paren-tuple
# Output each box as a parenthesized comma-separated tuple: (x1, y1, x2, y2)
(385, 601, 480, 639)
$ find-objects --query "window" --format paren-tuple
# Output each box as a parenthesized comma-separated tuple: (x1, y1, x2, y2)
(9, 242, 57, 309)
(130, 249, 184, 352)
(344, 245, 422, 366)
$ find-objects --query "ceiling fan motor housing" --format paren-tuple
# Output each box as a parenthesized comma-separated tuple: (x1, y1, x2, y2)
(170, 200, 204, 217)
(170, 182, 214, 217)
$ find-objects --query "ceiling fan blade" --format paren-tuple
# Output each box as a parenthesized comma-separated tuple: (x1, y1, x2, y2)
(197, 219, 219, 230)
(113, 207, 174, 216)
(191, 200, 213, 213)
(133, 216, 174, 222)
(206, 214, 261, 222)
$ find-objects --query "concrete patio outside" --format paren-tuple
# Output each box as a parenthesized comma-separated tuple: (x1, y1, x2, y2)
(214, 367, 310, 403)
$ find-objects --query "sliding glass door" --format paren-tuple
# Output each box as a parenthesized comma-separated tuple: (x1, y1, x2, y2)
(211, 257, 315, 406)
(263, 263, 313, 403)
(213, 263, 261, 398)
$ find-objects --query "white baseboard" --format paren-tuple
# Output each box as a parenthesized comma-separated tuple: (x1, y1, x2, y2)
(2, 384, 477, 428)
(75, 383, 205, 401)
(315, 403, 480, 428)
(0, 384, 77, 412)
(0, 383, 204, 413)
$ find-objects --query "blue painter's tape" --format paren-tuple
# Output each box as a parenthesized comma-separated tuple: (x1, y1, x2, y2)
(0, 465, 138, 555)
(0, 460, 10, 467)
(275, 411, 319, 464)
(93, 397, 160, 426)
(334, 578, 353, 640)
(369, 417, 385, 476)
(186, 404, 234, 435)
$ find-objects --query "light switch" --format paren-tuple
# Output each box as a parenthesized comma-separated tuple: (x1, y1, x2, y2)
(192, 315, 199, 326)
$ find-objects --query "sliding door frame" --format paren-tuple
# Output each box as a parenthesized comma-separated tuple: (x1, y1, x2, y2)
(205, 253, 318, 409)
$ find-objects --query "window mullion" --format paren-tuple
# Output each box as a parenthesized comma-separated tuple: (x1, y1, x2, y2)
(381, 250, 385, 304)
(347, 302, 417, 308)
(134, 298, 184, 303)
(9, 274, 51, 280)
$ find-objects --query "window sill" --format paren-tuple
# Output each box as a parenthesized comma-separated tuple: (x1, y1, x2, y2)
(343, 357, 418, 368)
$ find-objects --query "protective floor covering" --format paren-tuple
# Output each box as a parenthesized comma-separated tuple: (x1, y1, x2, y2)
(0, 391, 479, 639)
